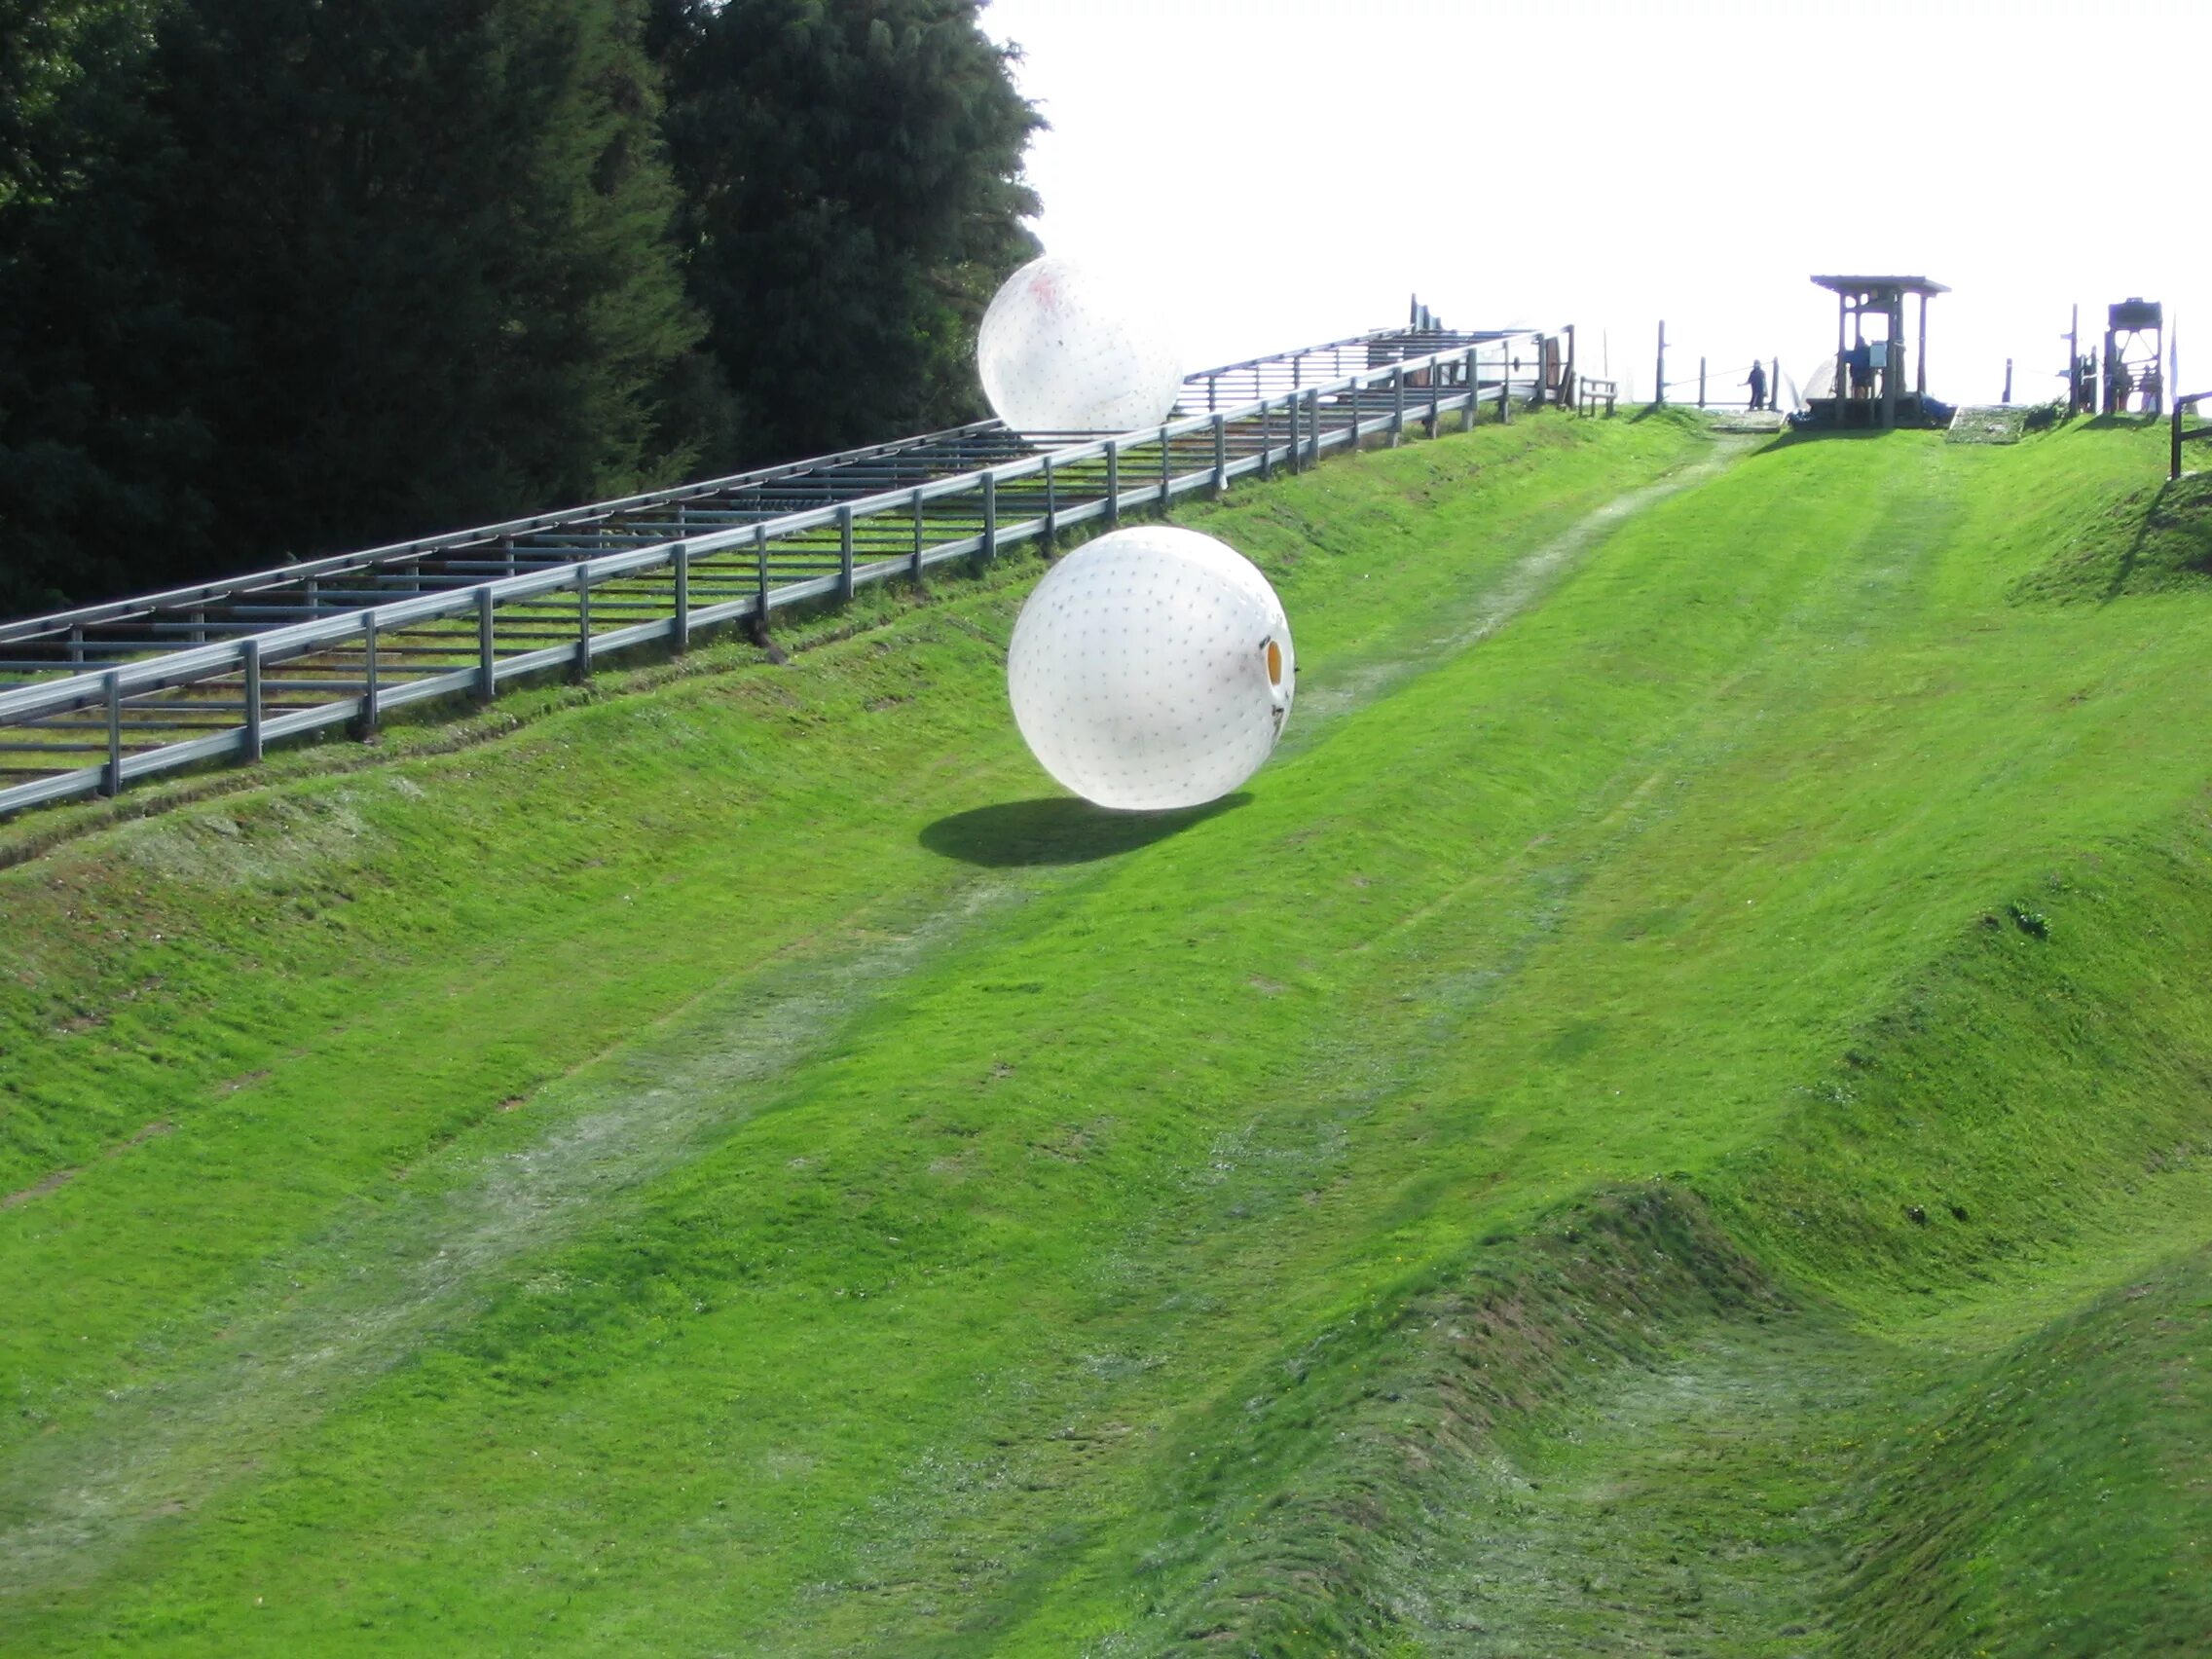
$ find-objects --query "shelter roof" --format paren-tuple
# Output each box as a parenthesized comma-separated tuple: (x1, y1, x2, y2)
(1811, 275, 1950, 297)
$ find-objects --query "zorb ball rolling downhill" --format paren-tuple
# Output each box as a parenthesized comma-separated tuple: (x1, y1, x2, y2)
(1008, 527, 1294, 811)
(977, 256, 1183, 439)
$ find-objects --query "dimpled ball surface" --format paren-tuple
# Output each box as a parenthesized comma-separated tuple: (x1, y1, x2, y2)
(977, 255, 1183, 440)
(1008, 527, 1295, 811)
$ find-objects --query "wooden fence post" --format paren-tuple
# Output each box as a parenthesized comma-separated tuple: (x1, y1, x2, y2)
(673, 543, 690, 654)
(241, 638, 263, 762)
(477, 587, 497, 701)
(573, 564, 592, 682)
(100, 677, 121, 805)
(361, 614, 380, 736)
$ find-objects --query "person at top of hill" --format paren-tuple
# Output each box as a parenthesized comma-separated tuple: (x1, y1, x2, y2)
(1745, 361, 1768, 411)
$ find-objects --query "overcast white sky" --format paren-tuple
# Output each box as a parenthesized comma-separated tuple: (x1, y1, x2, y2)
(982, 0, 2212, 405)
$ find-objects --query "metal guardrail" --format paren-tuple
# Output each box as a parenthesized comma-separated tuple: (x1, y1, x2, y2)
(0, 326, 1550, 816)
(2172, 391, 2212, 480)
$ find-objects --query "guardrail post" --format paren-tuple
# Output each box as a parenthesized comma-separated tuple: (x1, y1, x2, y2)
(911, 488, 928, 579)
(1259, 399, 1273, 481)
(1305, 388, 1320, 464)
(477, 587, 497, 701)
(190, 608, 205, 644)
(838, 502, 857, 600)
(68, 626, 84, 668)
(1107, 440, 1121, 528)
(1287, 398, 1301, 474)
(1427, 359, 1442, 436)
(1531, 335, 1547, 411)
(1698, 356, 1707, 409)
(241, 637, 263, 762)
(673, 541, 690, 653)
(1159, 424, 1172, 501)
(1463, 348, 1479, 431)
(755, 524, 770, 620)
(1212, 414, 1227, 498)
(500, 535, 516, 577)
(573, 564, 592, 682)
(979, 475, 997, 564)
(362, 614, 381, 735)
(1497, 353, 1511, 424)
(101, 671, 122, 797)
(1391, 366, 1405, 446)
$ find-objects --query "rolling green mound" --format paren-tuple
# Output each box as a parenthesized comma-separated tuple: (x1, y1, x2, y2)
(4, 411, 2208, 1655)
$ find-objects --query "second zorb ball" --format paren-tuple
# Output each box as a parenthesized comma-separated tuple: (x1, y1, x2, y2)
(977, 255, 1183, 439)
(1008, 527, 1294, 811)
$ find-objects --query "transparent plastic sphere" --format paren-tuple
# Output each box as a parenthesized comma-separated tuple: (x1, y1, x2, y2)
(1007, 526, 1294, 811)
(977, 255, 1183, 440)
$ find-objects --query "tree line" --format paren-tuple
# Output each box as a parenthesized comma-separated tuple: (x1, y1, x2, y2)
(0, 0, 1041, 614)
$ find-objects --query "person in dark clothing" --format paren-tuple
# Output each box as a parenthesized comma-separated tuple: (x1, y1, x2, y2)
(1745, 361, 1768, 411)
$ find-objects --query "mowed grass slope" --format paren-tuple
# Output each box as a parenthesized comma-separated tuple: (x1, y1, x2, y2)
(4, 411, 2211, 1655)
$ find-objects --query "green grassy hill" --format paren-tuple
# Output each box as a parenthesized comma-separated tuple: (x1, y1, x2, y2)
(4, 410, 2209, 1655)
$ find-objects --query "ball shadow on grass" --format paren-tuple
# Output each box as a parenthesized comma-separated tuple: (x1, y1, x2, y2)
(919, 793, 1251, 868)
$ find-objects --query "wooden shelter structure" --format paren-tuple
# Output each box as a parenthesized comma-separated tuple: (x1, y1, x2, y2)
(1809, 275, 1947, 428)
(2103, 297, 2164, 416)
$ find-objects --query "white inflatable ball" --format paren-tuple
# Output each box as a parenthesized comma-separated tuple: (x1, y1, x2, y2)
(1008, 526, 1294, 812)
(977, 255, 1183, 440)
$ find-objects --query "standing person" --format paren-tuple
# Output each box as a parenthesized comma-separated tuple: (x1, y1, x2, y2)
(1745, 361, 1769, 412)
(1849, 339, 1874, 400)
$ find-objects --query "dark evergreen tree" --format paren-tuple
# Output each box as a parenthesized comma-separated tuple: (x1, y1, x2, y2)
(140, 0, 717, 563)
(0, 0, 203, 613)
(0, 0, 717, 611)
(649, 0, 1042, 465)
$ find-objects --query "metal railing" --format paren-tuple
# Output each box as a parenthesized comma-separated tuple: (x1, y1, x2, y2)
(0, 325, 1549, 817)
